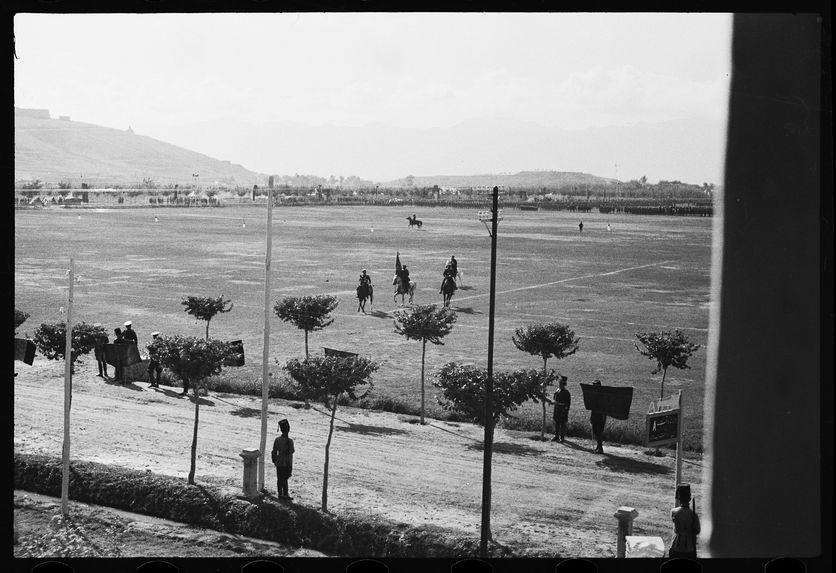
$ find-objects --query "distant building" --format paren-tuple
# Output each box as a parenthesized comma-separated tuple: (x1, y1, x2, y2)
(15, 107, 50, 119)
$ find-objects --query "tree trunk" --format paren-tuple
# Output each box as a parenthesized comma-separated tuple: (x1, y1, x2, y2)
(420, 339, 426, 425)
(188, 381, 199, 485)
(205, 319, 211, 340)
(660, 366, 668, 399)
(304, 330, 309, 357)
(322, 394, 339, 512)
(541, 357, 548, 440)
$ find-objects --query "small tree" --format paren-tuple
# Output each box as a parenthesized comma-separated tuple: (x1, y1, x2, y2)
(512, 322, 580, 440)
(284, 354, 377, 512)
(393, 304, 457, 424)
(181, 295, 234, 339)
(148, 335, 232, 485)
(635, 329, 702, 399)
(274, 295, 339, 357)
(15, 309, 30, 334)
(434, 363, 553, 428)
(33, 321, 106, 373)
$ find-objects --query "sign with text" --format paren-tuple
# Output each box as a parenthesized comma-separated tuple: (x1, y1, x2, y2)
(645, 391, 682, 447)
(579, 384, 634, 420)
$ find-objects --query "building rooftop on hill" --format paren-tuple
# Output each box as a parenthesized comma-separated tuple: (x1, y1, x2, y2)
(15, 107, 51, 119)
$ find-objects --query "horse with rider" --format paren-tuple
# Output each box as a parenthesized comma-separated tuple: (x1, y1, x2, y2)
(356, 269, 373, 313)
(393, 264, 416, 305)
(439, 256, 459, 307)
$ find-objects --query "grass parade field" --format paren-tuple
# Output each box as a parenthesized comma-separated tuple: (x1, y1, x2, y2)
(14, 204, 713, 450)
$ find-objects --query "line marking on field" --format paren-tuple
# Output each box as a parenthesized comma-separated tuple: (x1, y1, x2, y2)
(452, 260, 674, 303)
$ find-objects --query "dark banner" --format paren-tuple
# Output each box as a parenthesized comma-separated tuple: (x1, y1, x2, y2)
(579, 383, 634, 420)
(104, 343, 142, 367)
(14, 338, 36, 365)
(323, 347, 358, 359)
(224, 340, 245, 367)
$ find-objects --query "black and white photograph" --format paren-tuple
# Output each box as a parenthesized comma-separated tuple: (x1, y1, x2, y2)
(12, 10, 829, 569)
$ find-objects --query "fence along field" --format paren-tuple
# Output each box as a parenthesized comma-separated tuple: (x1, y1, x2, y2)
(14, 205, 712, 450)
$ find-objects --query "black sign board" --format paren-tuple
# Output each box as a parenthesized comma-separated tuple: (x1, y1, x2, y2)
(646, 410, 681, 447)
(323, 347, 358, 359)
(104, 343, 142, 367)
(579, 383, 634, 420)
(14, 338, 36, 365)
(224, 340, 245, 367)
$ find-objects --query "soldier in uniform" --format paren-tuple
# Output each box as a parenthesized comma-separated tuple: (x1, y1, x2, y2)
(271, 418, 295, 500)
(359, 269, 372, 287)
(552, 375, 571, 442)
(92, 324, 109, 378)
(147, 331, 162, 388)
(123, 321, 138, 345)
(669, 483, 701, 558)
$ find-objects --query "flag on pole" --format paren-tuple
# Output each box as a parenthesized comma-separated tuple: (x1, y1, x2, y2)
(395, 251, 402, 274)
(580, 383, 634, 420)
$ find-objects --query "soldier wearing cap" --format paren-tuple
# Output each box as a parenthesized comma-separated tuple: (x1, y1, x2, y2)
(113, 327, 127, 383)
(123, 321, 138, 345)
(271, 418, 295, 500)
(92, 324, 109, 378)
(552, 375, 571, 442)
(669, 483, 701, 558)
(147, 331, 162, 388)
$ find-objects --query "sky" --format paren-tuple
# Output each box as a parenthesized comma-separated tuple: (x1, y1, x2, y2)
(14, 13, 733, 180)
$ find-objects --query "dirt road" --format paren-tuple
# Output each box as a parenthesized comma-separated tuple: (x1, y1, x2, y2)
(13, 358, 705, 557)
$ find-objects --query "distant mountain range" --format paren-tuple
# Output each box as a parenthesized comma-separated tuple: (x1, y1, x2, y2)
(147, 116, 727, 185)
(14, 108, 265, 186)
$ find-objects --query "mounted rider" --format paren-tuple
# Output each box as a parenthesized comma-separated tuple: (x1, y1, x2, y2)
(359, 269, 372, 287)
(399, 265, 411, 288)
(440, 259, 458, 294)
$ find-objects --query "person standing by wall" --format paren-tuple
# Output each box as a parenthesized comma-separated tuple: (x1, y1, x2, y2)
(590, 379, 607, 453)
(122, 321, 138, 346)
(271, 418, 295, 500)
(552, 375, 571, 442)
(113, 327, 127, 383)
(92, 324, 109, 378)
(669, 483, 701, 558)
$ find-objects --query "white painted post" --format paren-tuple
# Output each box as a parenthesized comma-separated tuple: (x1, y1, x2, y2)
(614, 506, 639, 558)
(258, 186, 273, 491)
(240, 448, 261, 499)
(61, 258, 74, 516)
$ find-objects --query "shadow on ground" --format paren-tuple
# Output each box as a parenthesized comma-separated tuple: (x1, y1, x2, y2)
(230, 407, 261, 418)
(337, 423, 409, 437)
(451, 306, 481, 315)
(466, 441, 543, 457)
(595, 453, 671, 475)
(367, 309, 392, 319)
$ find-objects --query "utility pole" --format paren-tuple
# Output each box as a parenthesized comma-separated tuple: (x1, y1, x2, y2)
(61, 258, 74, 516)
(479, 186, 501, 556)
(258, 186, 274, 491)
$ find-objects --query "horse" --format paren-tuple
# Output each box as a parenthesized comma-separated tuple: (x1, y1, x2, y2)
(356, 282, 373, 313)
(440, 275, 457, 307)
(393, 274, 416, 305)
(407, 215, 423, 229)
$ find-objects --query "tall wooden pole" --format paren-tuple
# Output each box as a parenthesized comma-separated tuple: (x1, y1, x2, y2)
(480, 186, 499, 556)
(675, 390, 684, 499)
(61, 258, 74, 516)
(258, 187, 274, 491)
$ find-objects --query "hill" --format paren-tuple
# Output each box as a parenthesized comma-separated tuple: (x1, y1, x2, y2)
(14, 108, 266, 187)
(388, 170, 615, 189)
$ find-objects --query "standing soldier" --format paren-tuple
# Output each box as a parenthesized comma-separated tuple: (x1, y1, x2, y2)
(669, 483, 701, 558)
(147, 331, 162, 388)
(271, 418, 295, 500)
(579, 220, 584, 233)
(123, 321, 138, 346)
(92, 324, 109, 378)
(552, 375, 571, 442)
